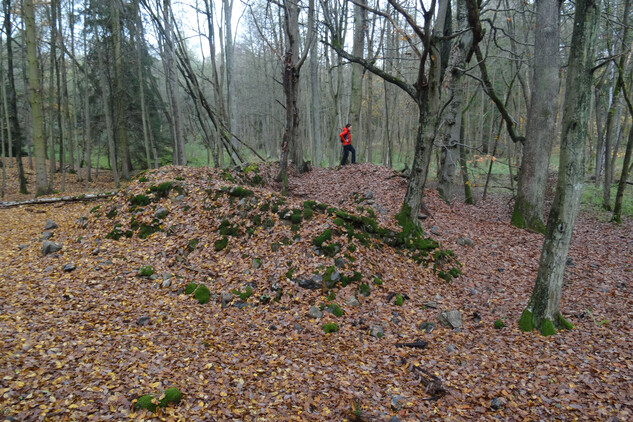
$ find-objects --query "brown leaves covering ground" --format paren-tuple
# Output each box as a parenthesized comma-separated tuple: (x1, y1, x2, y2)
(0, 162, 632, 421)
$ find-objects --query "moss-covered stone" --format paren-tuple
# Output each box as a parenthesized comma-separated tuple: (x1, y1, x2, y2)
(322, 323, 339, 333)
(149, 181, 175, 199)
(193, 284, 211, 304)
(138, 265, 154, 277)
(394, 294, 404, 306)
(313, 230, 332, 247)
(187, 238, 199, 252)
(327, 303, 344, 317)
(358, 283, 370, 297)
(134, 394, 157, 412)
(232, 286, 252, 301)
(158, 387, 182, 407)
(214, 237, 229, 251)
(138, 222, 161, 239)
(185, 283, 198, 295)
(130, 194, 151, 207)
(494, 319, 505, 329)
(373, 276, 383, 286)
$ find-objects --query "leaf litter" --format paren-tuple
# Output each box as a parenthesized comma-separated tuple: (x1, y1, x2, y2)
(0, 163, 631, 421)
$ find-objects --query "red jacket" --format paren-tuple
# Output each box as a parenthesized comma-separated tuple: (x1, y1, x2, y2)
(340, 127, 351, 145)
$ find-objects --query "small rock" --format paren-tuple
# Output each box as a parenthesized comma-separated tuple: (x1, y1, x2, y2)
(470, 288, 477, 295)
(62, 263, 76, 272)
(174, 195, 185, 202)
(438, 310, 463, 329)
(390, 395, 404, 411)
(43, 265, 54, 273)
(491, 397, 503, 410)
(472, 312, 482, 323)
(306, 306, 324, 319)
(220, 292, 233, 308)
(293, 323, 304, 333)
(162, 273, 172, 280)
(40, 231, 54, 240)
(446, 344, 456, 353)
(423, 301, 438, 309)
(365, 191, 374, 200)
(376, 205, 388, 215)
(431, 226, 442, 236)
(161, 279, 172, 289)
(44, 219, 58, 230)
(334, 258, 346, 268)
(329, 270, 341, 283)
(137, 316, 151, 326)
(388, 417, 401, 422)
(417, 213, 428, 220)
(456, 237, 474, 247)
(297, 276, 322, 290)
(41, 241, 62, 256)
(155, 208, 169, 219)
(18, 244, 29, 251)
(251, 258, 262, 269)
(419, 322, 435, 333)
(497, 267, 505, 273)
(566, 257, 575, 267)
(369, 325, 384, 338)
(271, 282, 281, 291)
(346, 295, 360, 307)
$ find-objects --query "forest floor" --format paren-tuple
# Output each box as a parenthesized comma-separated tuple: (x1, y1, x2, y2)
(0, 161, 632, 421)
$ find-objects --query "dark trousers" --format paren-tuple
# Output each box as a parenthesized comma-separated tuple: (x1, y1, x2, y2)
(341, 144, 356, 165)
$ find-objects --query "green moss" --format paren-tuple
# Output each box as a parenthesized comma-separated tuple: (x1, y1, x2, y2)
(322, 323, 339, 333)
(333, 217, 345, 226)
(90, 205, 101, 213)
(323, 266, 338, 288)
(193, 284, 210, 304)
(348, 244, 357, 252)
(214, 237, 229, 251)
(494, 319, 505, 329)
(313, 230, 332, 247)
(359, 283, 370, 297)
(185, 283, 198, 295)
(228, 186, 254, 198)
(285, 267, 295, 279)
(106, 208, 118, 219)
(394, 294, 404, 306)
(155, 209, 169, 219)
(303, 200, 317, 209)
(252, 214, 262, 226)
(327, 303, 344, 317)
(134, 394, 157, 412)
(159, 387, 182, 407)
(138, 223, 161, 239)
(149, 182, 174, 199)
(232, 286, 252, 301)
(138, 176, 149, 183)
(373, 276, 383, 286)
(263, 218, 275, 229)
(138, 265, 154, 277)
(540, 319, 556, 336)
(557, 313, 574, 330)
(221, 170, 236, 182)
(321, 242, 340, 258)
(130, 194, 151, 207)
(315, 204, 328, 212)
(259, 202, 270, 212)
(303, 207, 314, 220)
(518, 309, 534, 332)
(218, 219, 239, 236)
(187, 238, 199, 252)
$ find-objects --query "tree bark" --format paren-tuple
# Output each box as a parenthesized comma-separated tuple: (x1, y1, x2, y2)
(24, 0, 49, 196)
(519, 0, 600, 336)
(511, 0, 561, 233)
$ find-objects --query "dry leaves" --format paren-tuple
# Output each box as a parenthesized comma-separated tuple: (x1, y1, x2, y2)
(0, 162, 631, 421)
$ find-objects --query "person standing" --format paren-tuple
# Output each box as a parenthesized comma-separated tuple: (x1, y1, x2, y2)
(339, 123, 356, 165)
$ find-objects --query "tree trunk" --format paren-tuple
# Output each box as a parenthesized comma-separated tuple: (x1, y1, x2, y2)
(612, 123, 633, 223)
(308, 0, 322, 166)
(24, 0, 48, 196)
(2, 0, 27, 193)
(437, 0, 469, 203)
(519, 0, 599, 336)
(511, 0, 561, 233)
(348, 0, 366, 151)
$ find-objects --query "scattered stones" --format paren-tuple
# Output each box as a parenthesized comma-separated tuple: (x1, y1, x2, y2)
(446, 344, 456, 353)
(346, 295, 360, 307)
(44, 219, 58, 230)
(137, 316, 151, 326)
(43, 265, 54, 273)
(438, 310, 463, 329)
(369, 325, 384, 338)
(61, 263, 76, 272)
(431, 226, 442, 236)
(41, 241, 62, 256)
(306, 306, 324, 319)
(423, 301, 438, 309)
(376, 204, 388, 215)
(296, 275, 322, 290)
(40, 231, 54, 240)
(161, 279, 172, 289)
(220, 292, 233, 308)
(390, 395, 404, 411)
(334, 258, 346, 268)
(472, 312, 482, 324)
(419, 322, 435, 333)
(364, 191, 374, 200)
(456, 237, 474, 247)
(18, 244, 29, 251)
(491, 397, 504, 410)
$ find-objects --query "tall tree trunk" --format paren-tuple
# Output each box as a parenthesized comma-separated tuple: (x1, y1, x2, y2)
(112, 0, 130, 178)
(348, 0, 366, 150)
(24, 0, 48, 196)
(519, 0, 599, 336)
(511, 0, 561, 233)
(308, 0, 322, 166)
(437, 0, 470, 202)
(2, 0, 27, 193)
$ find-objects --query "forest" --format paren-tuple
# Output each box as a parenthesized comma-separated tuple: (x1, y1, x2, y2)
(0, 0, 632, 420)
